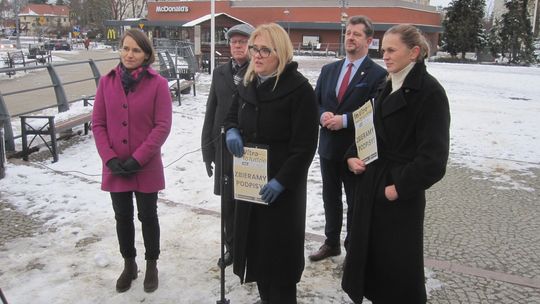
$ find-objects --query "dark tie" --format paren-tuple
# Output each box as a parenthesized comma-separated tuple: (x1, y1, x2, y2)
(337, 63, 353, 103)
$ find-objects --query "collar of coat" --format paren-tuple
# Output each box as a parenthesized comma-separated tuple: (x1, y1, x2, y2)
(393, 61, 426, 92)
(106, 64, 159, 78)
(237, 61, 309, 103)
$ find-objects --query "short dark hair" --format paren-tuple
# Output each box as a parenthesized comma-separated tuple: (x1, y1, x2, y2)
(119, 28, 155, 65)
(347, 15, 375, 38)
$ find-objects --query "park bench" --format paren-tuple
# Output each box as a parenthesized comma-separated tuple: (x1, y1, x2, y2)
(20, 99, 93, 163)
(2, 50, 49, 77)
(157, 50, 197, 105)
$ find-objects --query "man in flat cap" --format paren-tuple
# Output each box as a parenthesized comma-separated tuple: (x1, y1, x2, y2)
(201, 23, 254, 267)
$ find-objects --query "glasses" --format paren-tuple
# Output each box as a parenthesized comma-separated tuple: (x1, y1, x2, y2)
(248, 45, 275, 58)
(229, 39, 248, 46)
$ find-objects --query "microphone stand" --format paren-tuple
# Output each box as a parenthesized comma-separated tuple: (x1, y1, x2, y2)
(0, 288, 8, 304)
(217, 126, 230, 304)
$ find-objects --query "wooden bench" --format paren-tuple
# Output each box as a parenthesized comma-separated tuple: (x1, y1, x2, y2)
(2, 50, 45, 77)
(20, 101, 93, 163)
(157, 51, 197, 105)
(168, 78, 195, 104)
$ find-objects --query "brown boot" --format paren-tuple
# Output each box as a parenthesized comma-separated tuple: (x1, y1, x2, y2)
(308, 244, 341, 262)
(144, 260, 159, 293)
(116, 258, 138, 292)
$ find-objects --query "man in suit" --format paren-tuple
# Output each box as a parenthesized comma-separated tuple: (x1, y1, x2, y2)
(201, 23, 254, 267)
(309, 15, 387, 262)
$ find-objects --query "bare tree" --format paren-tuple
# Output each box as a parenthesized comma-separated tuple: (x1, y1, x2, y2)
(130, 0, 147, 18)
(110, 0, 129, 20)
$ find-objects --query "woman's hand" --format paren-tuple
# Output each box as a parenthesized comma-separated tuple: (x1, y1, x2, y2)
(385, 184, 399, 201)
(347, 158, 366, 175)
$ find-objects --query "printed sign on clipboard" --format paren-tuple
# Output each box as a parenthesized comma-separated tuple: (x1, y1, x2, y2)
(232, 145, 268, 204)
(352, 101, 378, 165)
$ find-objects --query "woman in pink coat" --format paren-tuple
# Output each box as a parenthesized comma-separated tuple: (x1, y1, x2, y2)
(92, 28, 172, 293)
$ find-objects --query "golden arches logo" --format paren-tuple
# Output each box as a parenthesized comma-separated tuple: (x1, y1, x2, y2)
(107, 28, 116, 40)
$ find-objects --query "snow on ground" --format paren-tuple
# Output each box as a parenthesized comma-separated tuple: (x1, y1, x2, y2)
(0, 55, 539, 303)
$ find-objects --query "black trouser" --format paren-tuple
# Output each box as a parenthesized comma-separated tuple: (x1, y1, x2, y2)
(111, 191, 160, 260)
(257, 281, 297, 304)
(320, 157, 355, 249)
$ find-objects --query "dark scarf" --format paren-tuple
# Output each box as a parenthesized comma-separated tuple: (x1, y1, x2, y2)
(117, 63, 148, 95)
(232, 60, 248, 85)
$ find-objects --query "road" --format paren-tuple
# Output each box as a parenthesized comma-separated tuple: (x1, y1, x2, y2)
(0, 48, 118, 116)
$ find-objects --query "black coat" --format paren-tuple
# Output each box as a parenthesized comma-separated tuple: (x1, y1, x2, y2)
(315, 57, 387, 161)
(342, 62, 450, 303)
(226, 62, 319, 285)
(201, 59, 246, 194)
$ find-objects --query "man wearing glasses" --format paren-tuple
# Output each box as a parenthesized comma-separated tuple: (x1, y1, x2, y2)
(201, 23, 254, 268)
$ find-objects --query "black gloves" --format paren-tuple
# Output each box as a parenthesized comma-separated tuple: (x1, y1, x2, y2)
(122, 157, 141, 175)
(205, 162, 213, 177)
(106, 158, 128, 177)
(106, 157, 141, 177)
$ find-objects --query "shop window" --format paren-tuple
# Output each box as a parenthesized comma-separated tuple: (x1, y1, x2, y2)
(202, 27, 228, 45)
(302, 35, 320, 49)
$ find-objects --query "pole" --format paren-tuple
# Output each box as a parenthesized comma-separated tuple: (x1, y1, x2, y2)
(533, 0, 539, 36)
(210, 0, 216, 74)
(216, 126, 230, 304)
(0, 288, 8, 304)
(15, 13, 21, 50)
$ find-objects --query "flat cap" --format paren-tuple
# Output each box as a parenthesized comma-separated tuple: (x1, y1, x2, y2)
(226, 23, 254, 39)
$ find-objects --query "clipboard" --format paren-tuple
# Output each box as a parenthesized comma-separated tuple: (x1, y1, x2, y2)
(232, 144, 269, 204)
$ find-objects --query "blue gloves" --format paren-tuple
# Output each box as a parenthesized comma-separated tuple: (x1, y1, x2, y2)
(226, 128, 244, 157)
(259, 179, 285, 204)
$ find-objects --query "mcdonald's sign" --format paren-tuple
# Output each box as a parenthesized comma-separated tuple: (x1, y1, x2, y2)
(107, 28, 117, 40)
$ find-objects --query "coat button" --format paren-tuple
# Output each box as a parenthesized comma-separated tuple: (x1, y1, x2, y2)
(122, 121, 128, 127)
(123, 103, 128, 109)
(122, 139, 128, 144)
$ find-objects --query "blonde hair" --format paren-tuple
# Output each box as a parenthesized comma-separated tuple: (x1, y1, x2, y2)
(385, 24, 430, 62)
(243, 23, 293, 90)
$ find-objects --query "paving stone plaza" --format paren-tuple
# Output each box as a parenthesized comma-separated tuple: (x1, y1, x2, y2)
(1, 50, 539, 303)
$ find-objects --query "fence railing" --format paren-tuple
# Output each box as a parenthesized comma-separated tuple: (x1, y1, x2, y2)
(0, 58, 117, 153)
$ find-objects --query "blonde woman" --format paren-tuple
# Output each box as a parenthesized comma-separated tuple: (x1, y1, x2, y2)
(224, 23, 319, 303)
(342, 24, 450, 303)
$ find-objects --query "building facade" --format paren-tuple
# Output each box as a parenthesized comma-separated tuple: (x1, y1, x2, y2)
(18, 4, 70, 37)
(134, 0, 443, 57)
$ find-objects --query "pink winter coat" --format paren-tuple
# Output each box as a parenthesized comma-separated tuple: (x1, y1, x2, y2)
(92, 65, 172, 193)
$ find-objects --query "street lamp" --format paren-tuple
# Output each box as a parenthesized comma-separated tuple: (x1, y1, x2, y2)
(284, 9, 290, 35)
(338, 0, 349, 57)
(340, 12, 348, 57)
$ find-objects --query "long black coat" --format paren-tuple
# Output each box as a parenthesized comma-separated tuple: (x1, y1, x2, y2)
(225, 62, 319, 285)
(342, 62, 450, 303)
(201, 59, 246, 194)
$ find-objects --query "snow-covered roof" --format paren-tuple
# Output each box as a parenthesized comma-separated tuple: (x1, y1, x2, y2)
(182, 13, 251, 27)
(20, 4, 69, 17)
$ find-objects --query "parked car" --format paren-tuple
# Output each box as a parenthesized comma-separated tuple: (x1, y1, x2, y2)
(43, 39, 71, 51)
(43, 40, 56, 50)
(54, 40, 71, 51)
(0, 39, 16, 50)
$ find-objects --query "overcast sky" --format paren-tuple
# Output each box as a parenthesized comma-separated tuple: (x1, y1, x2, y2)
(430, 0, 451, 6)
(430, 0, 495, 9)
